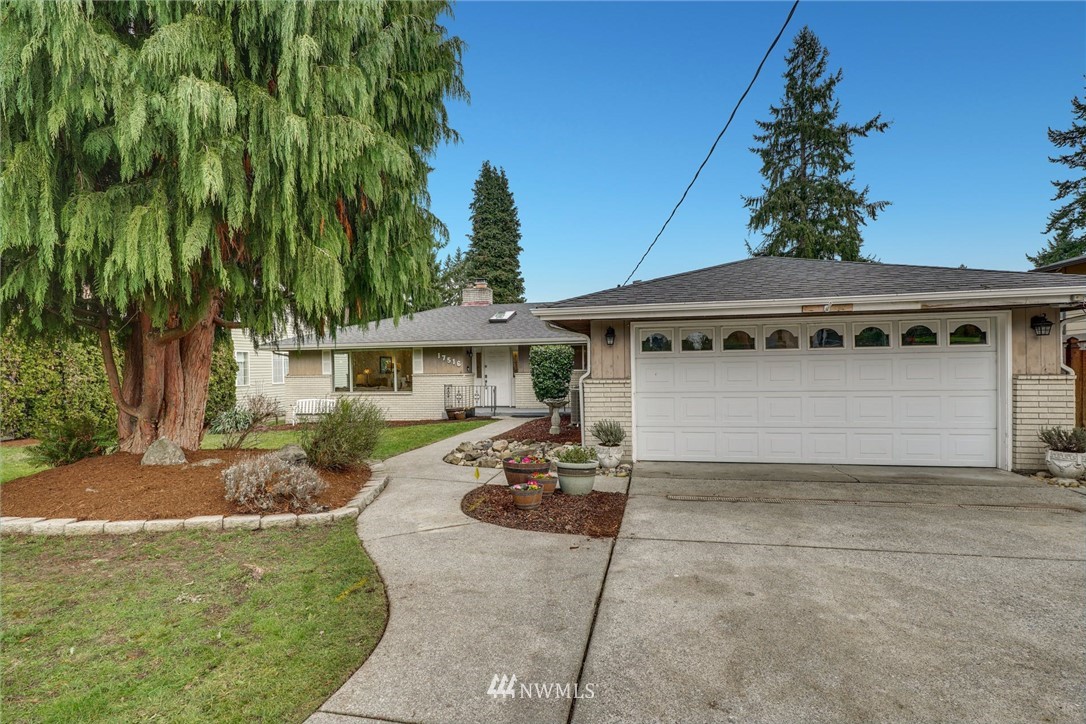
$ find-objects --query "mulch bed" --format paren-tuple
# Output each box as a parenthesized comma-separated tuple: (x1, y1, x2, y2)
(461, 484, 626, 538)
(0, 449, 369, 521)
(500, 414, 580, 445)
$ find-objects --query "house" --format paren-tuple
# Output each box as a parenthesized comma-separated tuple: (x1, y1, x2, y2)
(233, 281, 586, 421)
(1030, 254, 1086, 342)
(533, 256, 1086, 471)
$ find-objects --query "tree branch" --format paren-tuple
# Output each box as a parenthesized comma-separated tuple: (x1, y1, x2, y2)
(213, 315, 243, 329)
(98, 328, 141, 418)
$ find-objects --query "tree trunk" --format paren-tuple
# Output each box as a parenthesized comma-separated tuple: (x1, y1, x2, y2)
(108, 305, 218, 454)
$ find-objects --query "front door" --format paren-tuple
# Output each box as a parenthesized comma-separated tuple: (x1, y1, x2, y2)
(483, 347, 514, 407)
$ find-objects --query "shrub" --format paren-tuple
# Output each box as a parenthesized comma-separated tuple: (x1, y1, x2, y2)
(205, 335, 239, 422)
(300, 399, 385, 470)
(209, 408, 254, 434)
(590, 419, 626, 446)
(222, 453, 327, 513)
(529, 345, 574, 403)
(1039, 426, 1086, 453)
(216, 395, 282, 449)
(25, 414, 116, 467)
(556, 445, 598, 465)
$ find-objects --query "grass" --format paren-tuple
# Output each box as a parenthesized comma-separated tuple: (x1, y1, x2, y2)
(1, 522, 386, 723)
(201, 419, 494, 460)
(0, 446, 47, 484)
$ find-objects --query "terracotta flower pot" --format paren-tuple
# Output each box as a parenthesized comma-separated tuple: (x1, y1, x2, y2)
(511, 485, 543, 510)
(503, 457, 550, 486)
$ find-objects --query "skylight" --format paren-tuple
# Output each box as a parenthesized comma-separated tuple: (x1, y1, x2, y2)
(488, 310, 516, 323)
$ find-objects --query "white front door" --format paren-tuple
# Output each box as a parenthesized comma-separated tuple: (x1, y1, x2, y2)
(633, 315, 1001, 467)
(483, 347, 514, 407)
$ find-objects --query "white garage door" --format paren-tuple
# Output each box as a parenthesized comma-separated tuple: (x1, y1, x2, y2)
(633, 316, 1001, 466)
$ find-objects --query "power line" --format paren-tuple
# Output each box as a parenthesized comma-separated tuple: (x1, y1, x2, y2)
(621, 0, 801, 287)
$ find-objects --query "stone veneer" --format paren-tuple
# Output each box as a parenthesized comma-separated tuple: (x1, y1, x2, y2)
(1012, 374, 1075, 471)
(582, 378, 633, 459)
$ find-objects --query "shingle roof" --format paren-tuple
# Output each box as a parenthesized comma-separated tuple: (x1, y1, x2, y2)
(539, 257, 1086, 310)
(1031, 253, 1086, 273)
(278, 303, 584, 349)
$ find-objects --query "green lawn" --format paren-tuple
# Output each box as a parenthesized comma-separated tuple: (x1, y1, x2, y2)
(1, 522, 386, 723)
(202, 419, 492, 459)
(0, 446, 47, 484)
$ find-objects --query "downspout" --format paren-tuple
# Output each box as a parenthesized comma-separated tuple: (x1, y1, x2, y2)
(578, 333, 592, 447)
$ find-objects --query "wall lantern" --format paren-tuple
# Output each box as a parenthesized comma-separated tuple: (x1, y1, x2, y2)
(1030, 314, 1054, 336)
(605, 326, 616, 346)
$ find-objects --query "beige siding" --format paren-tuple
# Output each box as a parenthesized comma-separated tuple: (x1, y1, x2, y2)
(333, 373, 474, 421)
(582, 378, 632, 459)
(589, 321, 630, 379)
(1011, 306, 1063, 374)
(231, 329, 289, 409)
(1012, 374, 1075, 470)
(288, 350, 324, 376)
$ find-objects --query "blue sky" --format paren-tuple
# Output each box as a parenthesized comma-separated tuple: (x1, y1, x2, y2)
(426, 2, 1086, 301)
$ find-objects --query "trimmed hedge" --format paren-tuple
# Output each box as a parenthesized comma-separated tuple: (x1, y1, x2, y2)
(1, 327, 238, 440)
(529, 345, 574, 403)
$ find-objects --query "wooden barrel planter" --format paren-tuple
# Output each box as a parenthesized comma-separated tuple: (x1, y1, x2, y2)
(502, 457, 549, 486)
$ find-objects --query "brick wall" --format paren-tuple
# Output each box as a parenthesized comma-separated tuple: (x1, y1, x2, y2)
(282, 373, 474, 422)
(582, 378, 632, 459)
(1012, 374, 1075, 471)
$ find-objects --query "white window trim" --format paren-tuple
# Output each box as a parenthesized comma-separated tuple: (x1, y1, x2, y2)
(638, 329, 675, 354)
(720, 326, 759, 352)
(235, 351, 249, 387)
(321, 350, 332, 375)
(271, 352, 288, 385)
(900, 319, 942, 348)
(679, 328, 716, 353)
(807, 323, 847, 350)
(948, 319, 992, 346)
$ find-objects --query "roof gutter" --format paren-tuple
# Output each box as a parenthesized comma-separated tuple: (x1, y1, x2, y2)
(274, 336, 588, 351)
(531, 287, 1086, 321)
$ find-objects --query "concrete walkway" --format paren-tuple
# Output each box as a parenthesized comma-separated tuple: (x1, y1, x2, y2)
(310, 418, 618, 724)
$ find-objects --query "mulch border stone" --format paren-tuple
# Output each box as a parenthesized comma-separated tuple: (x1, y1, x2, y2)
(1, 462, 390, 537)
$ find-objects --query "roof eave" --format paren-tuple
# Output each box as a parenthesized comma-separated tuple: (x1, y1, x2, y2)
(531, 287, 1086, 321)
(274, 335, 587, 351)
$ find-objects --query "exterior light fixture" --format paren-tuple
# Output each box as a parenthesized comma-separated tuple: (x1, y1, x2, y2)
(1030, 314, 1054, 336)
(605, 326, 616, 346)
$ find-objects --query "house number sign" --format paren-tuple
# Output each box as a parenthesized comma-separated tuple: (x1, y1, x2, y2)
(437, 352, 463, 368)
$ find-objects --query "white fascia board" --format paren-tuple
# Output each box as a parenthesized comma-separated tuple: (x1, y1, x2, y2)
(531, 287, 1086, 321)
(280, 336, 587, 351)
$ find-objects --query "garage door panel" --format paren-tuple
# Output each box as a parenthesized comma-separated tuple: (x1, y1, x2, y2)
(634, 318, 999, 467)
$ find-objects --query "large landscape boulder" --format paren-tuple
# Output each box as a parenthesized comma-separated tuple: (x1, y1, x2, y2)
(141, 438, 187, 466)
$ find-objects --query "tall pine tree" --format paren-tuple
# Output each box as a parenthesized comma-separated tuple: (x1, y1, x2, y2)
(464, 162, 525, 303)
(743, 27, 889, 261)
(0, 1, 464, 452)
(1028, 86, 1086, 267)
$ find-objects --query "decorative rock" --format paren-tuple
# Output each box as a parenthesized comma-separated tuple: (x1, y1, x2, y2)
(190, 458, 225, 468)
(1, 517, 44, 535)
(103, 520, 146, 534)
(492, 439, 509, 453)
(331, 506, 361, 521)
(298, 511, 335, 526)
(184, 515, 224, 531)
(223, 515, 261, 531)
(65, 520, 107, 536)
(141, 437, 187, 466)
(274, 444, 308, 466)
(261, 513, 297, 529)
(32, 518, 78, 536)
(1053, 478, 1078, 486)
(456, 441, 475, 453)
(144, 518, 185, 533)
(1035, 470, 1052, 479)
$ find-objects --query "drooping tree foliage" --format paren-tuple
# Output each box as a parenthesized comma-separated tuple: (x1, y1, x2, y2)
(743, 27, 889, 261)
(1029, 86, 1086, 267)
(0, 1, 465, 452)
(464, 161, 525, 303)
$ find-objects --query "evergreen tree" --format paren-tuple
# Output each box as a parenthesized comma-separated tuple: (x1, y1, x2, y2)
(0, 1, 464, 452)
(743, 27, 890, 261)
(437, 248, 471, 306)
(463, 162, 525, 303)
(1029, 87, 1086, 267)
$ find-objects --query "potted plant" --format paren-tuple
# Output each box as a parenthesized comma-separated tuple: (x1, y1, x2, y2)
(510, 482, 543, 510)
(590, 419, 626, 469)
(555, 445, 598, 495)
(1039, 426, 1086, 478)
(502, 455, 549, 486)
(446, 407, 466, 420)
(530, 472, 557, 496)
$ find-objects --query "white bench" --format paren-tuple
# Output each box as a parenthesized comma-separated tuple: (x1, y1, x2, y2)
(290, 398, 338, 425)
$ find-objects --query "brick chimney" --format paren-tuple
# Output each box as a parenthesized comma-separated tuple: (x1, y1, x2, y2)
(461, 279, 493, 306)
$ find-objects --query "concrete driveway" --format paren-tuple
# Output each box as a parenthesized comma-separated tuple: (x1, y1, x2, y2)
(573, 463, 1086, 723)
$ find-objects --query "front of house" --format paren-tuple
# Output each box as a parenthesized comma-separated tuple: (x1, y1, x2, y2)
(233, 281, 586, 421)
(534, 256, 1086, 471)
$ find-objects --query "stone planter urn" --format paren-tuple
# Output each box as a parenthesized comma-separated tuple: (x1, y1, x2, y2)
(543, 397, 568, 435)
(556, 461, 598, 495)
(1045, 449, 1086, 479)
(596, 445, 622, 470)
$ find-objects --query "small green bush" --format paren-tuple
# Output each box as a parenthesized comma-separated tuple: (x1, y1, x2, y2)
(209, 408, 254, 434)
(1039, 426, 1086, 453)
(300, 399, 386, 470)
(556, 445, 597, 465)
(25, 414, 116, 467)
(529, 345, 574, 403)
(590, 419, 626, 446)
(205, 335, 239, 422)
